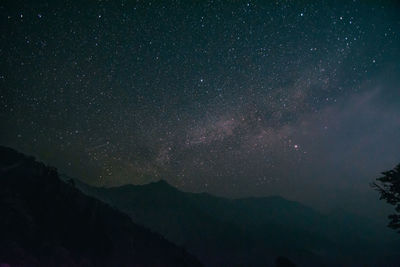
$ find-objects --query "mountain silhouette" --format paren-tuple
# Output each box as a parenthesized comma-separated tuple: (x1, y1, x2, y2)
(2, 145, 400, 266)
(0, 146, 201, 267)
(75, 179, 400, 266)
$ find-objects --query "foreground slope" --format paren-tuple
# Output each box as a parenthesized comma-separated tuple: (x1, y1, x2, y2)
(0, 146, 201, 267)
(76, 179, 400, 266)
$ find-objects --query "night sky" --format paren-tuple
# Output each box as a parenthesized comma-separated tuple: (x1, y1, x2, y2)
(1, 0, 400, 210)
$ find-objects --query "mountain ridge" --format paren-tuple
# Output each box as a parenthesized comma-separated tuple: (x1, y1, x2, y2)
(72, 176, 400, 266)
(0, 146, 201, 266)
(4, 145, 399, 266)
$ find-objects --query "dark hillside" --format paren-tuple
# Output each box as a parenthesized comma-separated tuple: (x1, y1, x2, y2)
(0, 146, 201, 267)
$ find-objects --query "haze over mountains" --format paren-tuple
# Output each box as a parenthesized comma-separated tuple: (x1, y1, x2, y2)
(74, 175, 400, 266)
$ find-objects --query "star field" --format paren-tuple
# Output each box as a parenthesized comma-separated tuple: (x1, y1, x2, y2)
(1, 0, 400, 207)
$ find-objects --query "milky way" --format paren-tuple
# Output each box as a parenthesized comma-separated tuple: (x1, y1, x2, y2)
(1, 1, 399, 208)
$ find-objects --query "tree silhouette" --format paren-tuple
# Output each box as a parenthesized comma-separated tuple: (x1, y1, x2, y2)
(372, 163, 400, 233)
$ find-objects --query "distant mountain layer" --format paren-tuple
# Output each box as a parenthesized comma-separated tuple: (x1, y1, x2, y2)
(75, 178, 400, 266)
(0, 146, 201, 267)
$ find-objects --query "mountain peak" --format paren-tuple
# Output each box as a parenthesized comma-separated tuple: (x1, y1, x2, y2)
(149, 179, 174, 188)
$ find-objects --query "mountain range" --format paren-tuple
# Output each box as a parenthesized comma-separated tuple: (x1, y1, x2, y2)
(74, 176, 400, 266)
(1, 145, 400, 266)
(0, 146, 201, 266)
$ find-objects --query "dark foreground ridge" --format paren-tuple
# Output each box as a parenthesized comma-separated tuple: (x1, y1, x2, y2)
(0, 146, 201, 266)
